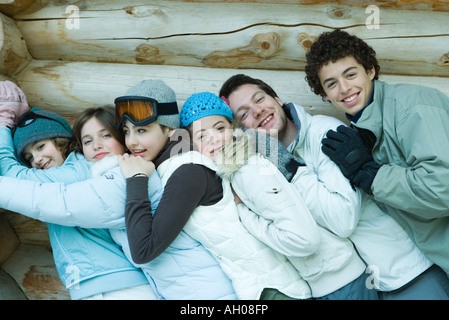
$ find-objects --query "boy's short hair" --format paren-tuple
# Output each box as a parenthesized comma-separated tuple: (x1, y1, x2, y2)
(305, 29, 380, 97)
(219, 74, 294, 121)
(219, 74, 279, 102)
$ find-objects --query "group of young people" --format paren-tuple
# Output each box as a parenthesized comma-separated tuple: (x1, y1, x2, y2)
(0, 30, 448, 300)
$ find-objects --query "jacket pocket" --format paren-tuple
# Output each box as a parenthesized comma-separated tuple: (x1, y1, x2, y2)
(259, 183, 295, 211)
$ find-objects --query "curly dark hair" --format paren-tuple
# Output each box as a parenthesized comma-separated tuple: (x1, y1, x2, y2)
(305, 29, 380, 97)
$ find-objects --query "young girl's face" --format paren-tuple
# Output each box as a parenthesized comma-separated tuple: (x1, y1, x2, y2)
(81, 116, 126, 162)
(123, 120, 172, 162)
(190, 115, 233, 161)
(23, 139, 65, 169)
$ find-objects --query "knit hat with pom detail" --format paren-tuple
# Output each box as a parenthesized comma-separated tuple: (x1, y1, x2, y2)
(180, 92, 233, 128)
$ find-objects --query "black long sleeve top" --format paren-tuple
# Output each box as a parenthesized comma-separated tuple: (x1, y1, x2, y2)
(124, 140, 223, 264)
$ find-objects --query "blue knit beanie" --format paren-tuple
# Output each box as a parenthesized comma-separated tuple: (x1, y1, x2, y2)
(180, 92, 233, 128)
(13, 107, 72, 161)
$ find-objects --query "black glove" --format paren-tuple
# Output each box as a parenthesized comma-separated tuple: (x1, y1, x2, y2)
(350, 160, 381, 194)
(321, 125, 373, 179)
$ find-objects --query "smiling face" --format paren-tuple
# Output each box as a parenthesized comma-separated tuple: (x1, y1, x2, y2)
(227, 83, 286, 131)
(80, 116, 126, 162)
(122, 120, 172, 162)
(190, 115, 233, 161)
(227, 83, 297, 146)
(22, 139, 65, 169)
(319, 56, 376, 116)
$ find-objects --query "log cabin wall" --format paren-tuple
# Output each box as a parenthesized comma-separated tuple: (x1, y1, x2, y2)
(0, 0, 448, 124)
(0, 0, 448, 300)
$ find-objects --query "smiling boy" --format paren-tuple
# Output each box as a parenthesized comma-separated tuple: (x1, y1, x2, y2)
(306, 29, 449, 278)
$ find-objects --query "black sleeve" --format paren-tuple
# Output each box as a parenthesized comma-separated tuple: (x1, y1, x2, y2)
(125, 164, 222, 264)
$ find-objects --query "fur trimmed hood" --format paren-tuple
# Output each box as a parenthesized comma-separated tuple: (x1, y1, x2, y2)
(90, 155, 120, 178)
(216, 128, 257, 180)
(216, 128, 303, 182)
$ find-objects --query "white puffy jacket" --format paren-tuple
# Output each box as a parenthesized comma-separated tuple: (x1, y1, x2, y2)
(217, 129, 366, 297)
(230, 154, 366, 297)
(157, 151, 312, 300)
(0, 164, 135, 228)
(286, 103, 433, 291)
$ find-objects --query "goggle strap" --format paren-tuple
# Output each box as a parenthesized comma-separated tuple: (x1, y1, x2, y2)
(157, 101, 179, 115)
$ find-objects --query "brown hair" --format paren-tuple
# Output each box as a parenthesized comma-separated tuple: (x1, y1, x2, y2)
(219, 74, 279, 102)
(71, 106, 125, 154)
(22, 137, 72, 167)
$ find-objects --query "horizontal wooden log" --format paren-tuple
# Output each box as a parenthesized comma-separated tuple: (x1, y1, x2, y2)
(165, 0, 449, 12)
(2, 0, 449, 16)
(15, 59, 449, 125)
(0, 0, 34, 17)
(0, 12, 31, 76)
(8, 1, 449, 77)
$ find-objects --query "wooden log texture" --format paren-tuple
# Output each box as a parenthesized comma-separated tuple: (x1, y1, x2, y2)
(0, 213, 20, 264)
(3, 0, 449, 16)
(1, 210, 50, 245)
(0, 12, 31, 76)
(15, 59, 449, 125)
(6, 1, 448, 77)
(1, 243, 70, 300)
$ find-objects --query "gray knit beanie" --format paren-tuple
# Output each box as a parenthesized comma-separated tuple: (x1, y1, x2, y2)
(125, 79, 180, 129)
(13, 107, 72, 162)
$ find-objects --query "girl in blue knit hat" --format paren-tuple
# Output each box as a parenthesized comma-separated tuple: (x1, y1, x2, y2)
(0, 81, 159, 300)
(167, 91, 376, 300)
(118, 91, 311, 300)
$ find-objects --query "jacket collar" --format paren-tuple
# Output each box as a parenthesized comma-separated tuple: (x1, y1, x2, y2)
(346, 82, 375, 123)
(284, 103, 311, 154)
(351, 80, 386, 143)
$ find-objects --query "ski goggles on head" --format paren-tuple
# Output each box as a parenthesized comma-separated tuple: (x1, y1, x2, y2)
(114, 95, 179, 127)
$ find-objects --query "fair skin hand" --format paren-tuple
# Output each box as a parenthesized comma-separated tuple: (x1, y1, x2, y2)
(226, 83, 298, 147)
(117, 153, 155, 179)
(318, 56, 376, 116)
(81, 116, 126, 162)
(22, 139, 65, 169)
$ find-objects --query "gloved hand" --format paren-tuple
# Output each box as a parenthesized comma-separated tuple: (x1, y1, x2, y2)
(350, 160, 381, 194)
(321, 125, 373, 179)
(0, 81, 30, 129)
(322, 125, 380, 194)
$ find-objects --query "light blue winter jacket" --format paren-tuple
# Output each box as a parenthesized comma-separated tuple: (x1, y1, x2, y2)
(0, 126, 149, 299)
(0, 127, 237, 299)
